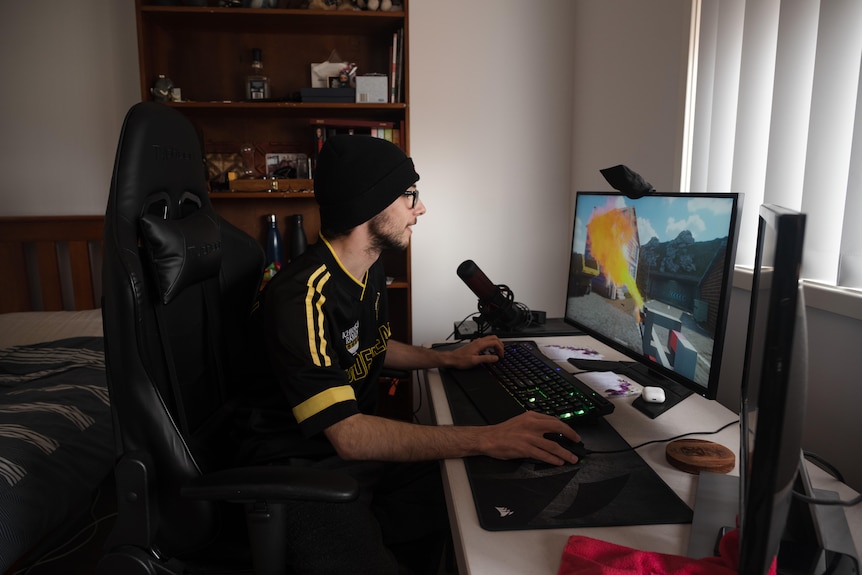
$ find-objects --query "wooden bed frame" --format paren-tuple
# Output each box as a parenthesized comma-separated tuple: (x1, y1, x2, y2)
(0, 215, 104, 314)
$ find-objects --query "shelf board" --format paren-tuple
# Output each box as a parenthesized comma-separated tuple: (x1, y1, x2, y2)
(139, 6, 405, 35)
(210, 191, 314, 199)
(169, 101, 405, 113)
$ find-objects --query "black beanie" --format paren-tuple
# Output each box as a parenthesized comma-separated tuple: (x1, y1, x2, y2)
(314, 135, 420, 234)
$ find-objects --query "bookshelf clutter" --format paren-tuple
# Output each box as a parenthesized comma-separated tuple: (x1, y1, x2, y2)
(136, 0, 415, 353)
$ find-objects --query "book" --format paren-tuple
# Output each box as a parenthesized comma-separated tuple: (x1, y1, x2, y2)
(310, 119, 403, 155)
(390, 30, 398, 104)
(309, 118, 397, 129)
(395, 27, 404, 103)
(312, 125, 326, 167)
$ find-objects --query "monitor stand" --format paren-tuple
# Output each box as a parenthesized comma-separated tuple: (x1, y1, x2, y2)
(686, 471, 738, 559)
(687, 468, 859, 573)
(567, 358, 694, 418)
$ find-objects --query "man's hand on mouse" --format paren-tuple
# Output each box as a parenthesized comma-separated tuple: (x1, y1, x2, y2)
(479, 411, 582, 466)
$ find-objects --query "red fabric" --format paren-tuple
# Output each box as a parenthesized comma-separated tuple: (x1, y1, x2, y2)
(558, 529, 776, 575)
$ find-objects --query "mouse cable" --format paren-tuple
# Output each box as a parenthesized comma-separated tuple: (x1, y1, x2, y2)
(587, 419, 739, 455)
(589, 425, 862, 507)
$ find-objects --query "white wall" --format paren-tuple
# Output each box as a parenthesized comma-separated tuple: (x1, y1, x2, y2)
(409, 0, 693, 347)
(409, 0, 577, 345)
(568, 1, 693, 195)
(0, 0, 139, 216)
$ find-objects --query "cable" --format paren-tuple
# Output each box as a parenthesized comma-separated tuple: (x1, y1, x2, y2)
(587, 419, 739, 455)
(412, 372, 424, 421)
(473, 284, 532, 332)
(448, 312, 481, 341)
(803, 451, 845, 483)
(791, 490, 862, 507)
(23, 512, 118, 573)
(588, 427, 862, 508)
(789, 451, 861, 507)
(14, 486, 117, 574)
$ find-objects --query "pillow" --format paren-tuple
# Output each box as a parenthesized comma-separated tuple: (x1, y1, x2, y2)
(140, 208, 222, 304)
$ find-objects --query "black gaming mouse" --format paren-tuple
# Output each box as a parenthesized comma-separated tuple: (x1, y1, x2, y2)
(543, 432, 588, 459)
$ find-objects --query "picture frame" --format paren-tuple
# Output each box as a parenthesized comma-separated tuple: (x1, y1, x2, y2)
(328, 75, 350, 89)
(310, 60, 348, 88)
(265, 153, 309, 179)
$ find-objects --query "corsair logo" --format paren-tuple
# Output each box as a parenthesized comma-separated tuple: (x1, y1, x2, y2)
(186, 239, 221, 258)
(494, 506, 514, 517)
(151, 144, 193, 162)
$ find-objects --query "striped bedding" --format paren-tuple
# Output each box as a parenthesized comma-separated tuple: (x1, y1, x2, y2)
(0, 335, 112, 571)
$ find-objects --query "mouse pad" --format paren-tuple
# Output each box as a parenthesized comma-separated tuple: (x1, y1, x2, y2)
(440, 370, 693, 531)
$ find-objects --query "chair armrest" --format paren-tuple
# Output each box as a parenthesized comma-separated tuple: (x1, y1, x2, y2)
(181, 465, 358, 503)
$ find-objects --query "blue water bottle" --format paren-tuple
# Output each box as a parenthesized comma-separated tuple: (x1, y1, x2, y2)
(265, 213, 283, 267)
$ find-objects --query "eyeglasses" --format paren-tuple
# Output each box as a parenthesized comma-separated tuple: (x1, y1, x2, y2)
(403, 188, 419, 209)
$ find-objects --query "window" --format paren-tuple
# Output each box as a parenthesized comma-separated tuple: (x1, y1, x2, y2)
(687, 0, 862, 294)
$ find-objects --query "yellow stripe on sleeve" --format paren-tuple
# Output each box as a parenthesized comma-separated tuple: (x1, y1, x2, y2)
(304, 267, 331, 367)
(293, 385, 356, 423)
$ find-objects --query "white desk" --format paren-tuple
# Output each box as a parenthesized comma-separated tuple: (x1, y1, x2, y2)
(420, 334, 862, 574)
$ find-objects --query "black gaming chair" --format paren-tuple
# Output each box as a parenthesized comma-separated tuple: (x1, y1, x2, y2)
(98, 102, 358, 575)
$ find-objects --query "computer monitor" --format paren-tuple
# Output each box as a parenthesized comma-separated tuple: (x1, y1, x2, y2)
(689, 204, 857, 573)
(738, 203, 807, 573)
(564, 191, 742, 414)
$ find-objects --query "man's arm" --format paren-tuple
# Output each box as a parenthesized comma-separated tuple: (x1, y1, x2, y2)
(382, 335, 505, 371)
(324, 410, 582, 466)
(331, 334, 581, 465)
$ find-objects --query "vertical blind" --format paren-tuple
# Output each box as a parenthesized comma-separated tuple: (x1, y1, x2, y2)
(688, 0, 862, 290)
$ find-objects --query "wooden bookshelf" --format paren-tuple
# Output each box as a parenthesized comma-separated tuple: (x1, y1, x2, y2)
(134, 0, 412, 345)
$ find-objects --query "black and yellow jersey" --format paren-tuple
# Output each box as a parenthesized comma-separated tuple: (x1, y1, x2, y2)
(240, 235, 391, 462)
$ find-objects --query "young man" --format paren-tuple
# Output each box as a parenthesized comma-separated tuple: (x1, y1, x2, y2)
(241, 135, 581, 574)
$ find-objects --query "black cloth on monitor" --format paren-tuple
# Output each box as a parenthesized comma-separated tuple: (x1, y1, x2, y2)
(600, 164, 656, 199)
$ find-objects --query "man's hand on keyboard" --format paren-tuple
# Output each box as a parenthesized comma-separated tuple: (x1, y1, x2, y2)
(483, 411, 583, 466)
(441, 335, 505, 369)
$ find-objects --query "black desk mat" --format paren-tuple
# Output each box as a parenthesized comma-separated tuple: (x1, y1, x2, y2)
(440, 369, 693, 531)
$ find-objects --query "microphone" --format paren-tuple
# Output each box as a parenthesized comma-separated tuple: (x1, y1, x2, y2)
(456, 260, 530, 331)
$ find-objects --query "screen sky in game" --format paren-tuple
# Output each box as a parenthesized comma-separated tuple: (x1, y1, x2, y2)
(572, 195, 736, 254)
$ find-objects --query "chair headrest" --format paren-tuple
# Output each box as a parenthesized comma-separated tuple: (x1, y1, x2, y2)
(106, 102, 226, 304)
(108, 102, 212, 247)
(140, 198, 223, 305)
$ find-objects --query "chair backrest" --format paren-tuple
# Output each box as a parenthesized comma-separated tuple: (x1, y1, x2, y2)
(102, 102, 264, 556)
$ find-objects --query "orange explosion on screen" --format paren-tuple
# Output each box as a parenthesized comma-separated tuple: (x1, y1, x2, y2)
(586, 205, 645, 310)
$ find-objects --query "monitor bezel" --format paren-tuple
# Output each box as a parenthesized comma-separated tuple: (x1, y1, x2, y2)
(738, 203, 807, 573)
(563, 190, 743, 401)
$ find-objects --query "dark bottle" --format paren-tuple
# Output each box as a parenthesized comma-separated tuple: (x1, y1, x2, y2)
(265, 214, 283, 266)
(246, 48, 271, 100)
(288, 214, 307, 261)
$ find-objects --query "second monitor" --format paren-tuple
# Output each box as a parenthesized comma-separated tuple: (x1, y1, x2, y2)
(564, 191, 743, 416)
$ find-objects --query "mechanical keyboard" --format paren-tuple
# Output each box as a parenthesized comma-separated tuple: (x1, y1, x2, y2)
(486, 341, 614, 420)
(443, 340, 614, 425)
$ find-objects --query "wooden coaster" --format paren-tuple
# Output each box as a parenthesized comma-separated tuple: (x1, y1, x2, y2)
(665, 439, 735, 475)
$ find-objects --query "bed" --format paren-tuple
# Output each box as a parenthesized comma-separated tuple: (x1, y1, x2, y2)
(0, 216, 113, 572)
